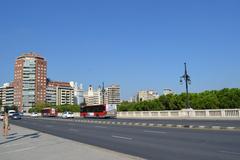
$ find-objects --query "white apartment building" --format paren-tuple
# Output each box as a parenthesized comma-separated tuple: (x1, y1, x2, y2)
(163, 89, 174, 95)
(83, 85, 101, 106)
(136, 90, 159, 102)
(70, 81, 84, 105)
(106, 85, 120, 105)
(46, 81, 74, 106)
(1, 83, 14, 107)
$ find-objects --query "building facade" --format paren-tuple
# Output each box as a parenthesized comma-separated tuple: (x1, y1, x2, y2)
(14, 53, 47, 112)
(136, 90, 159, 102)
(1, 83, 14, 108)
(46, 81, 74, 106)
(106, 85, 120, 105)
(0, 86, 3, 106)
(163, 89, 174, 95)
(70, 81, 84, 105)
(83, 85, 100, 106)
(84, 84, 120, 106)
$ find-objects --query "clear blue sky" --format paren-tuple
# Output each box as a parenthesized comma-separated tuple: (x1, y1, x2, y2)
(0, 0, 240, 100)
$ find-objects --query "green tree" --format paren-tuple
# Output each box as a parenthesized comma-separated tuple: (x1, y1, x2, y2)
(117, 88, 240, 111)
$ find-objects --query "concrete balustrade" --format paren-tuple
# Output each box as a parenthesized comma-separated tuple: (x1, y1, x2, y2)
(23, 109, 240, 119)
(117, 109, 240, 119)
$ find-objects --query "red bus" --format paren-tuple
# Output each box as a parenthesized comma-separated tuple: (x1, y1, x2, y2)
(80, 104, 117, 118)
(41, 108, 58, 117)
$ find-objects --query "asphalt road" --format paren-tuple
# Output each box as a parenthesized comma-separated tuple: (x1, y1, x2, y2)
(11, 118, 240, 160)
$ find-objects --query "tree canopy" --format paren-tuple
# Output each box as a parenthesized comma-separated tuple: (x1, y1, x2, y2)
(118, 88, 240, 111)
(29, 102, 80, 113)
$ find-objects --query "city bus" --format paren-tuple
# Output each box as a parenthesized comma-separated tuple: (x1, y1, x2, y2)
(41, 108, 58, 117)
(80, 104, 117, 118)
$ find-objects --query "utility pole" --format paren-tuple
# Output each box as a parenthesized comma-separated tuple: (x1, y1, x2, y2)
(180, 62, 191, 109)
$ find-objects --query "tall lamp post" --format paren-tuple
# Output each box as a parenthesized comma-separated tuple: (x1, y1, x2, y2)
(180, 62, 191, 109)
(101, 82, 105, 105)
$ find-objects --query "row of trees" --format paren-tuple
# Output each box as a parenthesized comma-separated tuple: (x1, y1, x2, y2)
(28, 102, 80, 113)
(118, 88, 240, 111)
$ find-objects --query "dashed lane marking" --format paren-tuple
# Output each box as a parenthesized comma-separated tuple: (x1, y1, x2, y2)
(112, 135, 133, 140)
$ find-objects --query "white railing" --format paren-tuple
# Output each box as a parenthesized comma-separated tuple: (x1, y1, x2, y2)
(117, 109, 240, 119)
(24, 109, 240, 119)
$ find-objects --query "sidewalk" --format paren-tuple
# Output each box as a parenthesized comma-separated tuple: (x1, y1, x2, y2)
(0, 122, 143, 160)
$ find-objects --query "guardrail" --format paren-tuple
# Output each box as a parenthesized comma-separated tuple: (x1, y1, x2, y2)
(117, 109, 240, 119)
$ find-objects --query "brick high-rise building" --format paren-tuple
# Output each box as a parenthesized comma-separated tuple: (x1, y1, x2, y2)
(14, 53, 47, 112)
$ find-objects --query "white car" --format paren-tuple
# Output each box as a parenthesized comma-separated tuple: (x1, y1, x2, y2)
(31, 112, 38, 117)
(62, 112, 74, 119)
(8, 110, 16, 117)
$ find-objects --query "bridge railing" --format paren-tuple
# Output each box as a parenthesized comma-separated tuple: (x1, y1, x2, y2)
(117, 109, 240, 119)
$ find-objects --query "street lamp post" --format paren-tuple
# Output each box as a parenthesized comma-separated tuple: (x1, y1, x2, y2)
(101, 82, 105, 105)
(180, 62, 191, 109)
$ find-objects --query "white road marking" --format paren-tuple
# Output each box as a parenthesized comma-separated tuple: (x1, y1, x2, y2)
(144, 130, 167, 134)
(219, 150, 240, 155)
(95, 126, 107, 129)
(112, 135, 133, 140)
(0, 147, 36, 155)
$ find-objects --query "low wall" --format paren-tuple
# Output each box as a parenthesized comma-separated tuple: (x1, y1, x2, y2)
(117, 109, 240, 119)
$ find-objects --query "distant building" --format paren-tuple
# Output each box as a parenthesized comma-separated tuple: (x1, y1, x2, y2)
(1, 83, 14, 108)
(163, 89, 174, 95)
(46, 81, 74, 105)
(83, 85, 101, 106)
(14, 53, 47, 112)
(106, 85, 120, 105)
(69, 81, 84, 105)
(83, 84, 120, 106)
(136, 90, 159, 102)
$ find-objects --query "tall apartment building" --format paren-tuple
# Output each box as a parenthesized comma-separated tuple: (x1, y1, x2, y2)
(1, 83, 14, 108)
(14, 53, 47, 112)
(84, 84, 120, 106)
(70, 81, 84, 105)
(46, 81, 74, 105)
(136, 90, 159, 102)
(106, 85, 120, 105)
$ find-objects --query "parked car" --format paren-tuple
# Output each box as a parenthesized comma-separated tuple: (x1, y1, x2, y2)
(11, 113, 22, 120)
(31, 112, 38, 117)
(8, 110, 16, 117)
(62, 111, 74, 119)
